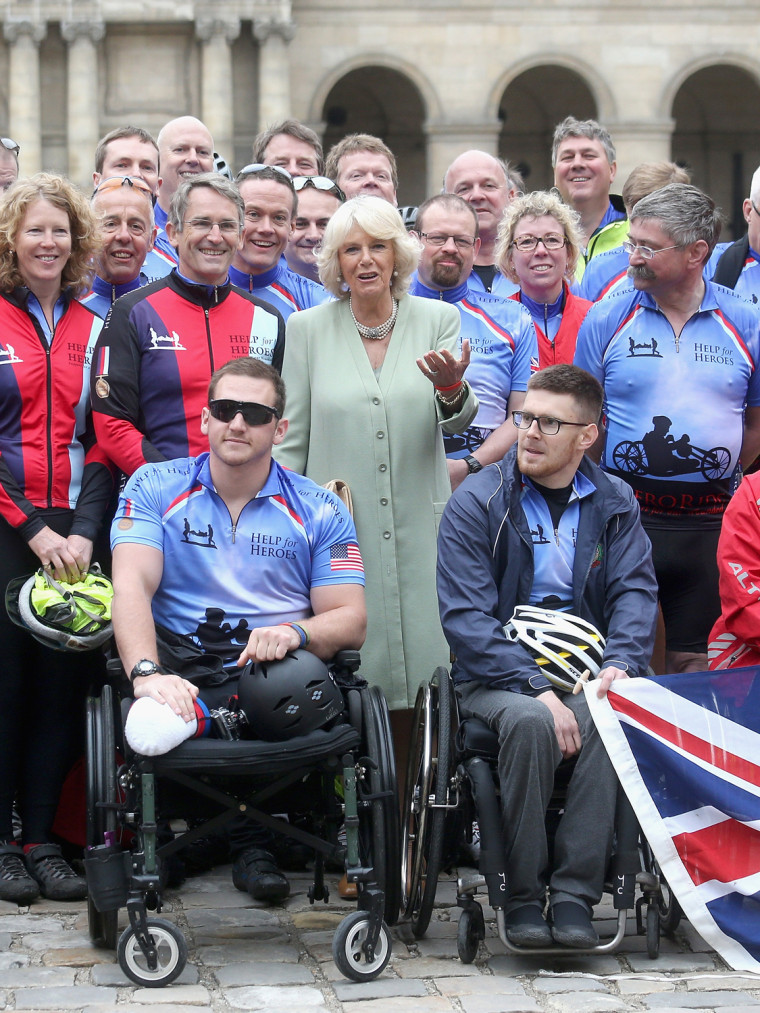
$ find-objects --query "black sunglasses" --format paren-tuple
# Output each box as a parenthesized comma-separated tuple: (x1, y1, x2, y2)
(292, 175, 346, 201)
(208, 399, 281, 426)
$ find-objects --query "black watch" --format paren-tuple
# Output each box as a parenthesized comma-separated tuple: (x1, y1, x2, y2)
(130, 659, 163, 682)
(464, 454, 483, 474)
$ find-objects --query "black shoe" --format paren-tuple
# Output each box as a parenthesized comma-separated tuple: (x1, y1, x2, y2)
(550, 901, 599, 948)
(0, 842, 39, 904)
(505, 904, 552, 947)
(26, 843, 87, 902)
(180, 833, 230, 876)
(231, 848, 290, 903)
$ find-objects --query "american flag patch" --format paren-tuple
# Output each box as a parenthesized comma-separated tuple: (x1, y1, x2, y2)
(330, 543, 364, 572)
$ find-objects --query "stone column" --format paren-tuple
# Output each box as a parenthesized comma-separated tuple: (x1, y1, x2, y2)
(608, 119, 676, 187)
(424, 120, 502, 196)
(3, 19, 47, 174)
(196, 17, 240, 162)
(61, 20, 105, 190)
(252, 19, 296, 129)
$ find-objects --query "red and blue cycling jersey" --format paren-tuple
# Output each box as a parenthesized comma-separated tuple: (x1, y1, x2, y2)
(91, 270, 285, 477)
(229, 260, 330, 321)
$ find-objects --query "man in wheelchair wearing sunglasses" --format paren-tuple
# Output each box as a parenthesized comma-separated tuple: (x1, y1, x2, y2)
(437, 364, 657, 948)
(110, 357, 367, 903)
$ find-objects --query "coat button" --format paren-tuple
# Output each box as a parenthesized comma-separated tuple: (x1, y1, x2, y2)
(379, 463, 387, 472)
(380, 497, 388, 506)
(372, 397, 380, 405)
(376, 431, 385, 439)
(383, 531, 391, 539)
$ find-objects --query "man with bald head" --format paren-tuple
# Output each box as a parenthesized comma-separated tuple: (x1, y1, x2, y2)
(154, 116, 215, 262)
(444, 150, 518, 297)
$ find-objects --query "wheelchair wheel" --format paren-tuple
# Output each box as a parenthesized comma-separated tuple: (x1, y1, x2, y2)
(86, 684, 119, 949)
(642, 840, 681, 935)
(117, 917, 187, 986)
(401, 668, 453, 937)
(360, 684, 402, 926)
(646, 902, 660, 959)
(332, 909, 392, 981)
(457, 905, 484, 964)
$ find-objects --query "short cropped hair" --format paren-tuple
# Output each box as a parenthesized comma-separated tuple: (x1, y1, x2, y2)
(325, 134, 398, 192)
(527, 364, 604, 425)
(621, 162, 691, 216)
(167, 173, 244, 233)
(495, 190, 584, 282)
(415, 194, 479, 238)
(551, 116, 616, 168)
(0, 173, 99, 296)
(629, 182, 721, 259)
(317, 195, 420, 300)
(235, 164, 297, 218)
(208, 357, 286, 418)
(252, 119, 324, 174)
(94, 126, 158, 175)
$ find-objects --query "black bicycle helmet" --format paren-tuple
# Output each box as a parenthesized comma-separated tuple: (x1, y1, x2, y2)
(237, 649, 345, 740)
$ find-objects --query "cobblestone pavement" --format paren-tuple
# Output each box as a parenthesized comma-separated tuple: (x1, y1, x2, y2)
(2, 864, 759, 1013)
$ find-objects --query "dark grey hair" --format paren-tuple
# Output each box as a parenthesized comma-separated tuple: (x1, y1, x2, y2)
(630, 183, 721, 257)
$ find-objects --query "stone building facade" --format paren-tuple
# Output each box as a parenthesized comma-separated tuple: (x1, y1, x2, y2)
(1, 0, 758, 236)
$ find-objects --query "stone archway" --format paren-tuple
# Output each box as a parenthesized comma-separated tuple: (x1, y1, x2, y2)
(497, 66, 598, 192)
(321, 66, 426, 206)
(671, 64, 760, 240)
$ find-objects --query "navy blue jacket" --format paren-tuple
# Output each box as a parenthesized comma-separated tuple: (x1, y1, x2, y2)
(437, 446, 658, 694)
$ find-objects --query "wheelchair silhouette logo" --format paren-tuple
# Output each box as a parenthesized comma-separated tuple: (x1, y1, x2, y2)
(613, 415, 731, 481)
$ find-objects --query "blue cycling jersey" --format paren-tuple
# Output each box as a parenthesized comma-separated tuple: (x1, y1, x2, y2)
(574, 281, 760, 520)
(409, 276, 536, 457)
(112, 453, 364, 664)
(228, 261, 330, 320)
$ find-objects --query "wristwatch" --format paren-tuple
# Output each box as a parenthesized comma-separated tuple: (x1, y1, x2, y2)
(464, 455, 483, 475)
(130, 659, 163, 682)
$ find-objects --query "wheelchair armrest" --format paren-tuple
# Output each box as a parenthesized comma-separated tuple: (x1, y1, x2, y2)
(332, 650, 361, 675)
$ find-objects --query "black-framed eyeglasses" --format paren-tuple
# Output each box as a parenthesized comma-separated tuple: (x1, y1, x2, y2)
(93, 175, 153, 198)
(622, 240, 683, 261)
(417, 232, 477, 251)
(292, 175, 346, 201)
(236, 163, 293, 183)
(511, 234, 567, 253)
(208, 399, 281, 426)
(512, 411, 592, 436)
(751, 201, 760, 218)
(0, 137, 19, 156)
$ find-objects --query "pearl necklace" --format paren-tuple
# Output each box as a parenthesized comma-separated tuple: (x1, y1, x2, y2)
(349, 297, 398, 340)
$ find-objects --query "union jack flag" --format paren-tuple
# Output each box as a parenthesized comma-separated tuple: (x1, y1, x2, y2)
(329, 542, 364, 573)
(586, 670, 760, 972)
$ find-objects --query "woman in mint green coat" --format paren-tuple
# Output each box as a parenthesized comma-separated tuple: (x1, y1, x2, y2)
(274, 196, 477, 713)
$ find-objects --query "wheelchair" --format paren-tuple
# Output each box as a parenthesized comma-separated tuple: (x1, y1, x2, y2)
(401, 668, 681, 961)
(84, 650, 401, 985)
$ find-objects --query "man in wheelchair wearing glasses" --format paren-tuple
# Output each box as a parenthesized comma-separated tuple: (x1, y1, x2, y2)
(110, 357, 367, 903)
(437, 364, 657, 947)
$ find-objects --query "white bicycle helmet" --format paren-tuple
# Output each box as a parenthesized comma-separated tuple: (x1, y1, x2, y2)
(504, 605, 606, 692)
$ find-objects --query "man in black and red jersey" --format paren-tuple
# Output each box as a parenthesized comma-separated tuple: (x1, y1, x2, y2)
(90, 173, 285, 478)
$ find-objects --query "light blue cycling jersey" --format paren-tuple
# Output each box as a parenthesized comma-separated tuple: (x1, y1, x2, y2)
(409, 276, 536, 458)
(228, 261, 329, 320)
(574, 282, 760, 520)
(112, 453, 364, 664)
